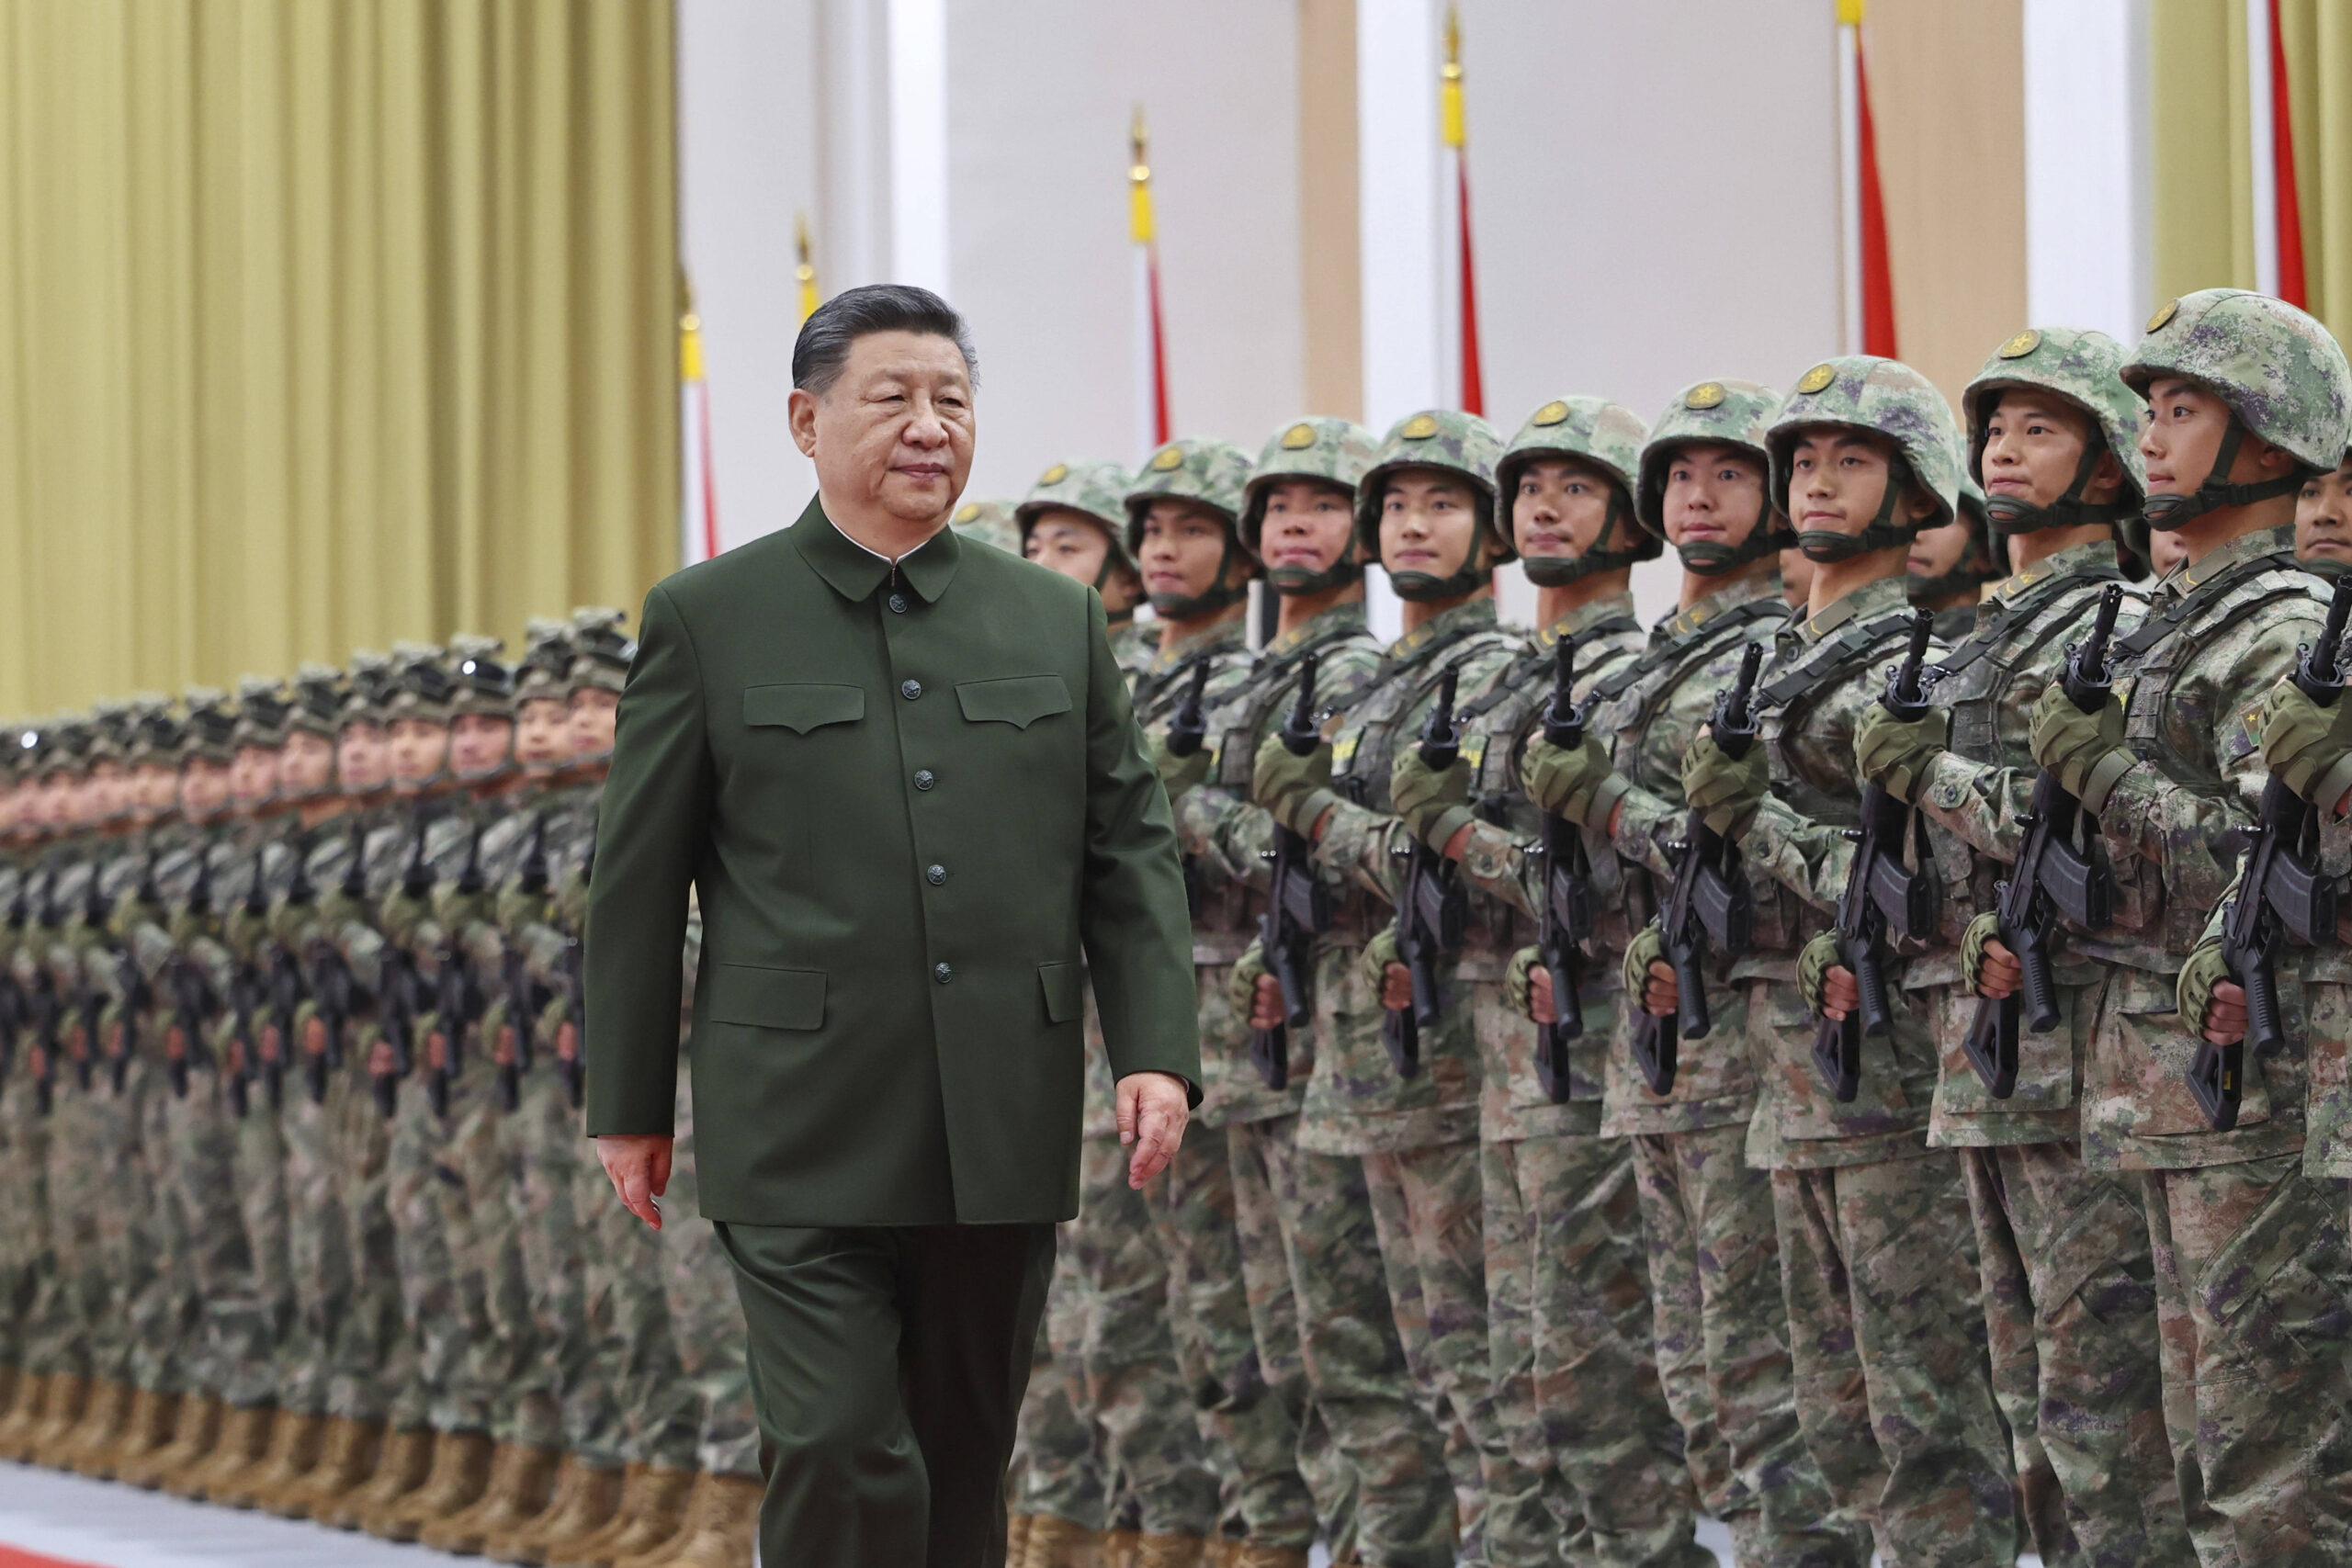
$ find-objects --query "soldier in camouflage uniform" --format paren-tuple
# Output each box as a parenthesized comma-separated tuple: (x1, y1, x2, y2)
(952, 497, 1023, 556)
(1852, 327, 2195, 1567)
(1250, 408, 1532, 1568)
(1662, 358, 2019, 1564)
(1905, 478, 2005, 641)
(2056, 288, 2352, 1565)
(1020, 458, 1156, 682)
(0, 729, 56, 1453)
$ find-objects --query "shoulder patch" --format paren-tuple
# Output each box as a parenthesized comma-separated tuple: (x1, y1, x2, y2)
(955, 503, 981, 523)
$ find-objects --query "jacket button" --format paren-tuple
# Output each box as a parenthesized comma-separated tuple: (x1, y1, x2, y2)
(888, 593, 909, 615)
(933, 962, 953, 985)
(927, 864, 947, 886)
(913, 769, 936, 791)
(901, 679, 922, 700)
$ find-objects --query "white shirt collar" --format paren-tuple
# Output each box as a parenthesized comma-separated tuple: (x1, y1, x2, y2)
(829, 513, 912, 566)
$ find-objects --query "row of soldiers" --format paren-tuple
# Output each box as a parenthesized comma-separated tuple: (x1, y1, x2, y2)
(0, 615, 761, 1568)
(984, 286, 2352, 1568)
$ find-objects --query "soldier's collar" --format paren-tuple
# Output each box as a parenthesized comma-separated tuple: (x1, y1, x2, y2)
(1263, 600, 1366, 660)
(792, 496, 964, 606)
(1387, 594, 1497, 660)
(1538, 591, 1638, 647)
(1799, 573, 1907, 644)
(1664, 574, 1783, 639)
(1148, 615, 1249, 671)
(2170, 522, 2297, 599)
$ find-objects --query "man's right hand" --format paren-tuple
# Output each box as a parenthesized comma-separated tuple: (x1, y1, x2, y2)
(597, 1133, 674, 1231)
(1248, 974, 1284, 1033)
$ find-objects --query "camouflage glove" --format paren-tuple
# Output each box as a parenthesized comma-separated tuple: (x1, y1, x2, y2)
(1358, 925, 1404, 995)
(1254, 731, 1341, 840)
(1227, 939, 1271, 1019)
(1854, 701, 1950, 805)
(2259, 678, 2352, 811)
(1148, 729, 1216, 803)
(1622, 919, 1666, 1002)
(2176, 940, 2232, 1034)
(1796, 931, 1840, 1016)
(1680, 728, 1769, 839)
(1504, 944, 1541, 1020)
(2030, 683, 2133, 812)
(1390, 748, 1474, 854)
(1960, 909, 2001, 997)
(1520, 732, 1630, 829)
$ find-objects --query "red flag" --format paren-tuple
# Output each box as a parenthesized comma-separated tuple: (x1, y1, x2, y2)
(1853, 33, 1896, 356)
(1131, 107, 1171, 455)
(2268, 0, 2307, 307)
(1442, 6, 1483, 415)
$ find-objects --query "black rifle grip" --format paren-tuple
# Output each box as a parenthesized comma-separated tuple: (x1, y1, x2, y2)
(1672, 946, 1712, 1043)
(2019, 941, 2062, 1035)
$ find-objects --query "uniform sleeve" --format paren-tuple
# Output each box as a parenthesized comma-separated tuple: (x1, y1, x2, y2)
(1739, 794, 1855, 917)
(1077, 593, 1204, 1102)
(583, 582, 711, 1137)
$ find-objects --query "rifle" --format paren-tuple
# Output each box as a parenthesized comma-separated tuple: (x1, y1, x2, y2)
(27, 970, 58, 1118)
(1636, 642, 1765, 1096)
(1964, 583, 2122, 1097)
(307, 940, 350, 1105)
(499, 811, 553, 1111)
(1812, 609, 1940, 1101)
(165, 953, 211, 1100)
(1384, 669, 1468, 1078)
(556, 835, 594, 1111)
(2204, 578, 2352, 1128)
(376, 950, 415, 1119)
(1251, 652, 1330, 1091)
(1532, 638, 1595, 1103)
(1166, 660, 1213, 919)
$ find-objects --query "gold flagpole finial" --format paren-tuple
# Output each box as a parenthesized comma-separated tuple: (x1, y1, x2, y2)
(1440, 4, 1465, 149)
(1130, 105, 1149, 181)
(795, 212, 819, 323)
(678, 268, 704, 383)
(1129, 105, 1154, 244)
(1837, 0, 1865, 25)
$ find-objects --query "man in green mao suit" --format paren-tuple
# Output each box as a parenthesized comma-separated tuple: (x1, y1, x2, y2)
(583, 285, 1202, 1568)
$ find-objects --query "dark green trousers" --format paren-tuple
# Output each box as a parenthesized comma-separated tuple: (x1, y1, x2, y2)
(718, 1219, 1056, 1567)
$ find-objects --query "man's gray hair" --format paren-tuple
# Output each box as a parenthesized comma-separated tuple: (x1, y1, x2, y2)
(791, 284, 978, 396)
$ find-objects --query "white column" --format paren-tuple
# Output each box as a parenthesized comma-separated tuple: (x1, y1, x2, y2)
(818, 0, 890, 290)
(887, 0, 950, 294)
(1836, 19, 1863, 355)
(2022, 0, 2151, 342)
(2246, 0, 2278, 296)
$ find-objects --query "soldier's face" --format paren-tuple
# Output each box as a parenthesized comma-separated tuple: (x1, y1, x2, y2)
(230, 746, 279, 809)
(1138, 501, 1241, 605)
(449, 715, 514, 779)
(1778, 545, 1815, 607)
(1662, 443, 1769, 555)
(1257, 479, 1356, 579)
(1379, 470, 1480, 580)
(790, 330, 975, 527)
(2142, 378, 2297, 497)
(2297, 455, 2352, 571)
(569, 690, 618, 757)
(1512, 457, 1617, 565)
(279, 731, 335, 796)
(65, 773, 105, 827)
(2147, 528, 2189, 576)
(1982, 392, 2116, 511)
(0, 784, 18, 836)
(1787, 429, 1932, 537)
(88, 761, 129, 820)
(131, 762, 178, 816)
(389, 719, 448, 788)
(515, 700, 570, 767)
(180, 760, 231, 820)
(337, 722, 390, 794)
(1023, 513, 1112, 584)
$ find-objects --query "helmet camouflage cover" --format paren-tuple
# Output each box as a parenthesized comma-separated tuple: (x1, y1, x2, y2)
(448, 634, 516, 719)
(1963, 326, 2147, 529)
(1240, 417, 1379, 551)
(949, 499, 1021, 556)
(1123, 437, 1253, 556)
(1496, 396, 1657, 580)
(1769, 355, 1963, 555)
(571, 607, 637, 696)
(2124, 288, 2352, 472)
(1015, 459, 1134, 574)
(1637, 379, 1785, 534)
(231, 677, 291, 750)
(1353, 408, 1510, 565)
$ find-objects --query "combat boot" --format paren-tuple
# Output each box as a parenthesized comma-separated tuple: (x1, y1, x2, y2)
(491, 1456, 622, 1564)
(374, 1427, 494, 1542)
(1130, 1537, 1211, 1568)
(1023, 1515, 1105, 1568)
(47, 1377, 128, 1472)
(538, 1461, 654, 1565)
(329, 1422, 431, 1530)
(548, 1462, 695, 1567)
(170, 1401, 273, 1500)
(1099, 1529, 1144, 1568)
(423, 1440, 562, 1554)
(617, 1471, 759, 1568)
(0, 1369, 49, 1458)
(19, 1373, 88, 1467)
(220, 1408, 325, 1508)
(274, 1416, 383, 1519)
(122, 1390, 220, 1490)
(96, 1387, 178, 1483)
(1227, 1548, 1309, 1568)
(1009, 1513, 1036, 1567)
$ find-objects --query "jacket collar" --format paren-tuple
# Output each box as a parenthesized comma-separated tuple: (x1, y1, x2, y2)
(790, 496, 964, 605)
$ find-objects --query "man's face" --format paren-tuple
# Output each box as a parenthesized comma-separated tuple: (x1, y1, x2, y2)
(337, 722, 390, 795)
(2297, 455, 2352, 571)
(64, 772, 105, 828)
(1512, 456, 1617, 567)
(279, 731, 335, 796)
(569, 690, 618, 758)
(1256, 479, 1356, 581)
(88, 761, 130, 821)
(1787, 429, 1933, 539)
(180, 759, 231, 820)
(1983, 390, 2113, 512)
(389, 718, 449, 789)
(1906, 514, 1977, 581)
(34, 773, 71, 828)
(1779, 545, 1815, 607)
(449, 714, 514, 780)
(1137, 500, 1238, 607)
(2148, 528, 2189, 576)
(229, 745, 279, 810)
(1024, 512, 1112, 584)
(131, 761, 178, 818)
(0, 782, 19, 837)
(790, 330, 975, 527)
(515, 699, 571, 768)
(2142, 377, 2293, 498)
(1379, 469, 1480, 580)
(1662, 443, 1768, 555)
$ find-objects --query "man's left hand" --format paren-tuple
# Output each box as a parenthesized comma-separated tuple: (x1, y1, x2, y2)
(1390, 749, 1474, 853)
(1116, 1072, 1191, 1190)
(596, 1133, 673, 1230)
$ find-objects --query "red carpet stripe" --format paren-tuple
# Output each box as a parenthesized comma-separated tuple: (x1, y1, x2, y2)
(0, 1547, 106, 1568)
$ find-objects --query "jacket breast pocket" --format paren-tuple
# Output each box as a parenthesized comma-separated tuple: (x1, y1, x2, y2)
(1038, 961, 1083, 1024)
(957, 675, 1071, 730)
(704, 964, 826, 1031)
(743, 683, 865, 735)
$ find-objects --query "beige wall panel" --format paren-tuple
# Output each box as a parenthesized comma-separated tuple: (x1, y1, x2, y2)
(1300, 0, 1363, 421)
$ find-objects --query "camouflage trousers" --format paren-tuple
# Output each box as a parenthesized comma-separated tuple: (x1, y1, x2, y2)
(384, 1069, 468, 1431)
(564, 1105, 694, 1470)
(2142, 1156, 2352, 1567)
(43, 1085, 107, 1386)
(161, 1066, 273, 1406)
(274, 1075, 347, 1418)
(83, 1061, 167, 1394)
(1630, 1127, 1865, 1568)
(235, 1097, 294, 1406)
(503, 1065, 590, 1454)
(1772, 1153, 2018, 1568)
(661, 1064, 758, 1478)
(1961, 1142, 2191, 1568)
(0, 1073, 55, 1375)
(434, 1054, 538, 1445)
(1013, 1228, 1108, 1527)
(324, 1042, 404, 1425)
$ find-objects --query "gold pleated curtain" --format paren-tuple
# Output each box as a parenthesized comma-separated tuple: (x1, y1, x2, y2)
(2151, 0, 2352, 344)
(0, 0, 678, 718)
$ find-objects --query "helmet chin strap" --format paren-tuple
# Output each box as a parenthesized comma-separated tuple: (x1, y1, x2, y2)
(1268, 557, 1363, 597)
(1388, 530, 1492, 603)
(1985, 442, 2130, 536)
(1146, 529, 1252, 619)
(2142, 412, 2306, 532)
(1797, 455, 1922, 563)
(1520, 492, 1646, 587)
(1676, 502, 1792, 577)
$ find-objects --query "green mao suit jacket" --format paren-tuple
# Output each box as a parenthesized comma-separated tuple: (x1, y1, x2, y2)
(584, 498, 1202, 1225)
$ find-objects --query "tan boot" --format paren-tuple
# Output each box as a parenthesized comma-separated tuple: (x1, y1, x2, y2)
(1130, 1537, 1211, 1568)
(94, 1387, 178, 1483)
(539, 1461, 653, 1565)
(616, 1472, 759, 1568)
(373, 1427, 494, 1542)
(220, 1408, 325, 1508)
(1099, 1529, 1144, 1568)
(273, 1416, 383, 1519)
(1025, 1515, 1106, 1568)
(1009, 1511, 1035, 1567)
(1226, 1548, 1308, 1568)
(490, 1456, 622, 1564)
(548, 1463, 695, 1567)
(327, 1423, 431, 1531)
(0, 1370, 49, 1460)
(423, 1441, 563, 1554)
(20, 1374, 88, 1467)
(123, 1391, 221, 1491)
(169, 1401, 274, 1501)
(51, 1377, 131, 1472)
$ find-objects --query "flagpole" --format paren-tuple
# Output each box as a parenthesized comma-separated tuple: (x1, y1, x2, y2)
(1131, 107, 1170, 460)
(2248, 0, 2278, 297)
(796, 212, 821, 323)
(1442, 4, 1483, 417)
(679, 275, 720, 566)
(1836, 1, 1865, 356)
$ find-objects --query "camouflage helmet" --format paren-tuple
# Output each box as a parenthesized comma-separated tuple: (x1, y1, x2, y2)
(1495, 396, 1656, 585)
(569, 607, 635, 696)
(287, 664, 345, 740)
(1769, 355, 1963, 559)
(2124, 288, 2352, 530)
(344, 650, 396, 726)
(1125, 437, 1257, 616)
(1239, 419, 1379, 594)
(182, 688, 238, 765)
(1016, 459, 1135, 580)
(948, 499, 1021, 556)
(32, 716, 88, 778)
(448, 634, 516, 719)
(516, 618, 576, 705)
(82, 701, 136, 765)
(385, 642, 457, 725)
(1355, 409, 1510, 598)
(125, 697, 183, 765)
(1962, 326, 2147, 535)
(231, 677, 291, 750)
(1637, 379, 1792, 575)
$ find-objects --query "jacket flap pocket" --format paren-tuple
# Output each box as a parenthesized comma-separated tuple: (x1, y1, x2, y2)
(706, 964, 826, 1031)
(1038, 961, 1083, 1023)
(957, 675, 1071, 730)
(743, 683, 865, 735)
